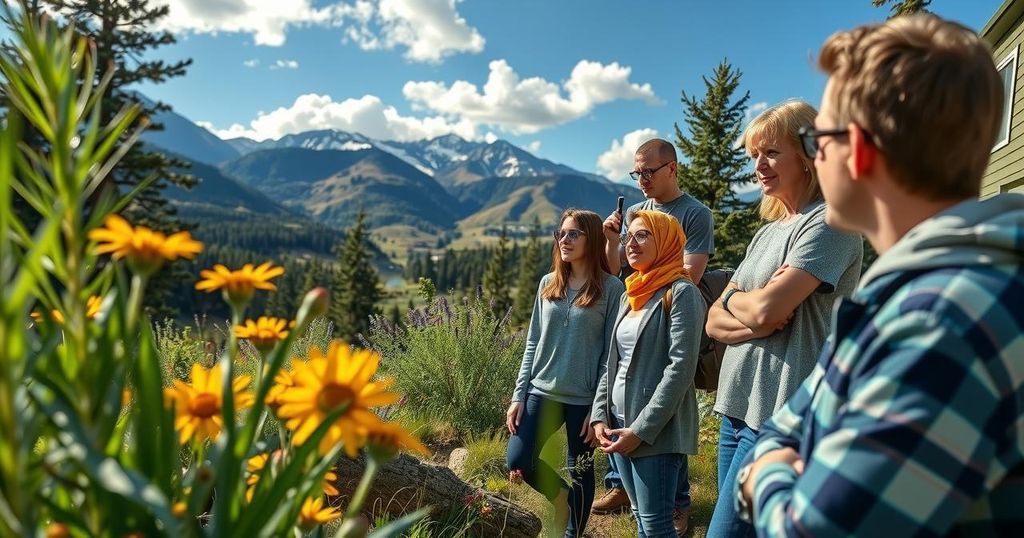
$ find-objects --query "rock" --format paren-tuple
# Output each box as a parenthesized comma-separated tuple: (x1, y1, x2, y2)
(447, 447, 469, 476)
(335, 453, 541, 538)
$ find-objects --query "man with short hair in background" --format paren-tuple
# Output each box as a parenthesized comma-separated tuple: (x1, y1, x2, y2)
(736, 14, 1024, 536)
(595, 137, 714, 536)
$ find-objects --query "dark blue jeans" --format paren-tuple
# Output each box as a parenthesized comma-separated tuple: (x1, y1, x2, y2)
(506, 394, 595, 538)
(706, 416, 758, 538)
(608, 416, 683, 538)
(605, 452, 691, 509)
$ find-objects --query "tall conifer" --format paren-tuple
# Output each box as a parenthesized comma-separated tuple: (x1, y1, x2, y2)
(674, 60, 758, 269)
(330, 211, 381, 342)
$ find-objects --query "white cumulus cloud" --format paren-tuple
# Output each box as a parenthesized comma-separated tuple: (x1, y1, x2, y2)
(342, 0, 485, 62)
(597, 128, 660, 183)
(526, 141, 541, 153)
(402, 59, 660, 134)
(200, 93, 478, 142)
(155, 0, 338, 46)
(242, 58, 259, 67)
(154, 0, 483, 61)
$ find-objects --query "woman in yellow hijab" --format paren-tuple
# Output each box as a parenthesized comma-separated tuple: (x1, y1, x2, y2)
(590, 210, 706, 538)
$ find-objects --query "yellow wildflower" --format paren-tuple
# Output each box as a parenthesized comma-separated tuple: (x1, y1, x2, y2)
(265, 368, 294, 412)
(366, 422, 431, 461)
(322, 470, 340, 497)
(276, 342, 398, 457)
(31, 295, 103, 325)
(163, 364, 254, 445)
(195, 262, 284, 308)
(245, 452, 270, 502)
(298, 497, 341, 529)
(235, 316, 291, 352)
(89, 214, 202, 275)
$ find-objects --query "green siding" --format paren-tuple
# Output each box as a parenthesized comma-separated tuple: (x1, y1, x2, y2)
(983, 3, 1024, 198)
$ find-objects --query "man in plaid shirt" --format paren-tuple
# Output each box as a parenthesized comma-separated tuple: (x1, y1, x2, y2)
(735, 14, 1024, 537)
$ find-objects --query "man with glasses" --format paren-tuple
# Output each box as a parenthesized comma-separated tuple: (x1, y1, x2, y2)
(736, 14, 1024, 536)
(593, 138, 714, 536)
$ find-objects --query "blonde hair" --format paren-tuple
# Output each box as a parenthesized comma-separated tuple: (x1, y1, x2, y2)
(743, 100, 822, 221)
(818, 14, 1002, 200)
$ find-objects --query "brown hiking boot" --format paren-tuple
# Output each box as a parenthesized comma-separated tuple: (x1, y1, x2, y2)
(672, 507, 690, 536)
(590, 487, 630, 515)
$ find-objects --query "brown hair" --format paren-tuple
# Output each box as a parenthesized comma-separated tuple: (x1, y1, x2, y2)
(636, 138, 677, 164)
(541, 209, 612, 307)
(818, 14, 1003, 200)
(743, 100, 822, 221)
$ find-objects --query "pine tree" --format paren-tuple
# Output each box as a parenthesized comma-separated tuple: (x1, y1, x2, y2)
(330, 211, 381, 342)
(872, 0, 930, 17)
(511, 218, 546, 326)
(389, 303, 404, 328)
(675, 59, 759, 269)
(46, 0, 195, 315)
(482, 226, 513, 318)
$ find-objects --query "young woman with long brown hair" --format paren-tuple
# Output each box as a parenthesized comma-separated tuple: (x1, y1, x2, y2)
(506, 208, 625, 538)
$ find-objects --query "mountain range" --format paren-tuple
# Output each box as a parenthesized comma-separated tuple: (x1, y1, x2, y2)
(143, 104, 644, 246)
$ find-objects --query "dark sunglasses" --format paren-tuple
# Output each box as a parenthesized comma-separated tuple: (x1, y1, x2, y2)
(797, 126, 875, 160)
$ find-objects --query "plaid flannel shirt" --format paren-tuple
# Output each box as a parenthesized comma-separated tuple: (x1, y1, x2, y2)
(737, 265, 1024, 537)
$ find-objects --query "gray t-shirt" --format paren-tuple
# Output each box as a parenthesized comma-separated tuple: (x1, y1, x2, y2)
(619, 194, 715, 272)
(713, 201, 863, 429)
(512, 273, 626, 406)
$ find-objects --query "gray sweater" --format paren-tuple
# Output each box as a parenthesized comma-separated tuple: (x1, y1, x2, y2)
(512, 273, 625, 406)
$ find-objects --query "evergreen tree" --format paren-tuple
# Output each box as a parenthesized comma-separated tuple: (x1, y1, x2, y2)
(389, 303, 404, 328)
(46, 0, 195, 315)
(330, 211, 381, 342)
(872, 0, 930, 17)
(511, 218, 547, 326)
(482, 226, 513, 317)
(675, 59, 759, 269)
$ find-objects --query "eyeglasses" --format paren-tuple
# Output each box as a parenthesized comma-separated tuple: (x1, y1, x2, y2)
(554, 229, 586, 243)
(629, 160, 672, 182)
(619, 230, 653, 246)
(798, 126, 874, 160)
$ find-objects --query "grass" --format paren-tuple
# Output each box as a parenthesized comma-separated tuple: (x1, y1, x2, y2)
(443, 409, 721, 538)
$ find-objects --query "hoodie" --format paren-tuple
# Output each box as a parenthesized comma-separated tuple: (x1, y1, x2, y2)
(736, 193, 1024, 538)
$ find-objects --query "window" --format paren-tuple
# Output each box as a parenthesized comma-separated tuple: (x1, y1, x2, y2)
(994, 45, 1018, 151)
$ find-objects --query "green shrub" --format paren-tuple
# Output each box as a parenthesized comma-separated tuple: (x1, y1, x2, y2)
(364, 285, 525, 438)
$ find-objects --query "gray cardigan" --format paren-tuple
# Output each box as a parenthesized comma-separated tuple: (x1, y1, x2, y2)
(591, 279, 705, 458)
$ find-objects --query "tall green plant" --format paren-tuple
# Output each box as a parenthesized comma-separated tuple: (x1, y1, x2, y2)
(364, 286, 526, 437)
(0, 5, 425, 536)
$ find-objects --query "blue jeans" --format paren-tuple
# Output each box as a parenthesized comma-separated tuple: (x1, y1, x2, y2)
(608, 418, 683, 538)
(506, 394, 595, 538)
(706, 416, 758, 538)
(605, 453, 690, 509)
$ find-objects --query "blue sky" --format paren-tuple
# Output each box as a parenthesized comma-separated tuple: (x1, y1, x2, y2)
(138, 0, 1003, 182)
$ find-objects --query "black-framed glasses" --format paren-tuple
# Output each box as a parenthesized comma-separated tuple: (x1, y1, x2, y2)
(619, 229, 653, 246)
(629, 160, 672, 182)
(798, 126, 874, 159)
(554, 229, 586, 243)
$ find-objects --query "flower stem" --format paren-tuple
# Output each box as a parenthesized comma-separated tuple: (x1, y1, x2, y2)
(343, 457, 379, 520)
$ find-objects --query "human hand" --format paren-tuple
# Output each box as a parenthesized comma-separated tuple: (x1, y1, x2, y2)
(767, 264, 790, 286)
(602, 212, 622, 241)
(593, 422, 612, 448)
(741, 447, 804, 505)
(602, 427, 642, 454)
(506, 401, 524, 434)
(581, 414, 597, 447)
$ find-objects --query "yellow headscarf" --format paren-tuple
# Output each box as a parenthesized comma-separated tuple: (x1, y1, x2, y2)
(623, 210, 691, 310)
